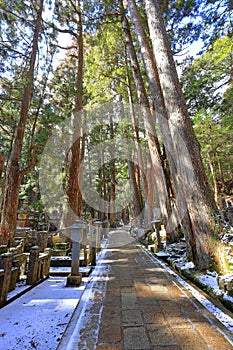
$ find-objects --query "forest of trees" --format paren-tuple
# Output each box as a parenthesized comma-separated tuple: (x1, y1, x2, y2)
(0, 0, 232, 271)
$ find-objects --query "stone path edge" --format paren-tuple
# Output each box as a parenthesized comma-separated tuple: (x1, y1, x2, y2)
(139, 243, 233, 344)
(57, 240, 109, 350)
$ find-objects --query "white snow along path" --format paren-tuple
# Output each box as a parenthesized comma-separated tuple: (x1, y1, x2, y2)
(0, 276, 86, 350)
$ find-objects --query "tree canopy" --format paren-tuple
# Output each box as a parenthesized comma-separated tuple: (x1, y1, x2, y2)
(0, 0, 232, 270)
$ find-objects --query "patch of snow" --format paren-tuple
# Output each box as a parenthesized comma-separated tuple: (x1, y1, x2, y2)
(57, 245, 110, 350)
(0, 276, 87, 350)
(50, 266, 71, 273)
(7, 276, 29, 301)
(51, 256, 71, 260)
(197, 273, 225, 297)
(155, 251, 170, 258)
(180, 261, 195, 270)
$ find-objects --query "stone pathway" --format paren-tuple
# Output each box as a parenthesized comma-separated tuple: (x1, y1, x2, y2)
(58, 229, 233, 350)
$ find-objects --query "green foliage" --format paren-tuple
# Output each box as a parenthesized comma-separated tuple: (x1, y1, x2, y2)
(84, 21, 129, 106)
(160, 0, 233, 56)
(181, 35, 233, 193)
(0, 0, 59, 161)
(181, 35, 232, 116)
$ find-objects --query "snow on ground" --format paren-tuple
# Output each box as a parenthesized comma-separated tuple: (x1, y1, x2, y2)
(0, 276, 87, 350)
(0, 238, 109, 350)
(196, 271, 233, 305)
(57, 248, 110, 350)
(1, 229, 233, 349)
(160, 233, 233, 307)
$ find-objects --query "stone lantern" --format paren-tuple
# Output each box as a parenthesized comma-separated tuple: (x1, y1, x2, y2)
(62, 219, 86, 286)
(93, 220, 102, 252)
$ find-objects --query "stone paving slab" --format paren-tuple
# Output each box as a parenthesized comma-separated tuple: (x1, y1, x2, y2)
(123, 327, 151, 350)
(58, 229, 233, 350)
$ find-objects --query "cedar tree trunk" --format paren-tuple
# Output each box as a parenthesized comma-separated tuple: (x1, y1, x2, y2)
(144, 0, 219, 269)
(0, 0, 44, 245)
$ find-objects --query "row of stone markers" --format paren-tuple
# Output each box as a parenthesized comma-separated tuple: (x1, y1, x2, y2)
(0, 242, 50, 308)
(0, 220, 108, 307)
(60, 219, 109, 287)
(0, 218, 110, 307)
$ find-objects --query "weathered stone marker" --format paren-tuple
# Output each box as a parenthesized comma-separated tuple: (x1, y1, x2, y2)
(63, 219, 86, 287)
(94, 220, 102, 252)
(27, 246, 40, 286)
(151, 219, 162, 251)
(89, 220, 97, 266)
(0, 252, 13, 307)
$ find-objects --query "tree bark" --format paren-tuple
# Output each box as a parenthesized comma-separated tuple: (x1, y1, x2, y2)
(208, 153, 219, 204)
(98, 124, 107, 221)
(61, 2, 84, 227)
(126, 79, 145, 213)
(109, 115, 116, 227)
(146, 152, 155, 224)
(123, 3, 180, 241)
(0, 153, 5, 181)
(0, 0, 44, 245)
(217, 154, 226, 194)
(143, 0, 219, 269)
(126, 0, 200, 264)
(127, 160, 143, 227)
(122, 13, 169, 217)
(0, 153, 5, 213)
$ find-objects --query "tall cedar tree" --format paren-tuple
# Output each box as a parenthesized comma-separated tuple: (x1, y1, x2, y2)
(0, 0, 44, 246)
(141, 0, 218, 269)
